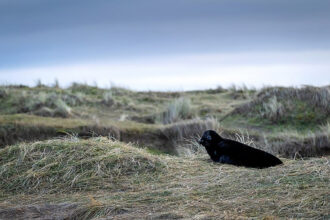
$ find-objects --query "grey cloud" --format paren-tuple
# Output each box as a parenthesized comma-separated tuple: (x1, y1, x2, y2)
(0, 0, 330, 68)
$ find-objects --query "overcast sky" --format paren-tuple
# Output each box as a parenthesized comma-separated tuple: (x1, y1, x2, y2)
(0, 0, 329, 90)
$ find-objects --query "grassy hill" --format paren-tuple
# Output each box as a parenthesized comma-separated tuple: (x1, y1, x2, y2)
(1, 138, 329, 219)
(0, 83, 329, 219)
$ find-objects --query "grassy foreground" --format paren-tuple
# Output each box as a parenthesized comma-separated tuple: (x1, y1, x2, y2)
(0, 138, 329, 219)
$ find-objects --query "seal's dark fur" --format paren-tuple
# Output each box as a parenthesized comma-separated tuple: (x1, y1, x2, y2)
(199, 130, 282, 168)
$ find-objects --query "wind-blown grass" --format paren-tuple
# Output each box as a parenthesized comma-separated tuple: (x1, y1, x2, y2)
(0, 138, 329, 219)
(0, 84, 329, 219)
(102, 91, 115, 107)
(0, 138, 166, 194)
(161, 97, 195, 124)
(232, 85, 330, 129)
(161, 117, 219, 155)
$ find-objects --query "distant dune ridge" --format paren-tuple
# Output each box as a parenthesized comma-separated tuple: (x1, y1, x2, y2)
(0, 84, 329, 157)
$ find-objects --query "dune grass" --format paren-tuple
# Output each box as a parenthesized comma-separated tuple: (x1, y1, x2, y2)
(0, 138, 166, 194)
(0, 84, 329, 219)
(0, 84, 330, 158)
(0, 138, 329, 219)
(230, 85, 330, 131)
(160, 97, 195, 124)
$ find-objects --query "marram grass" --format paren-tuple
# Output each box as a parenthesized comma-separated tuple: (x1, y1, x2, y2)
(0, 138, 329, 219)
(0, 137, 166, 194)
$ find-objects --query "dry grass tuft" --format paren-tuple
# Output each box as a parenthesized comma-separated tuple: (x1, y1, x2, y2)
(0, 138, 166, 194)
(15, 92, 75, 118)
(52, 98, 72, 118)
(161, 97, 195, 124)
(260, 96, 285, 121)
(1, 146, 329, 219)
(228, 84, 254, 99)
(162, 118, 220, 155)
(102, 91, 115, 107)
(0, 203, 84, 220)
(232, 129, 257, 147)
